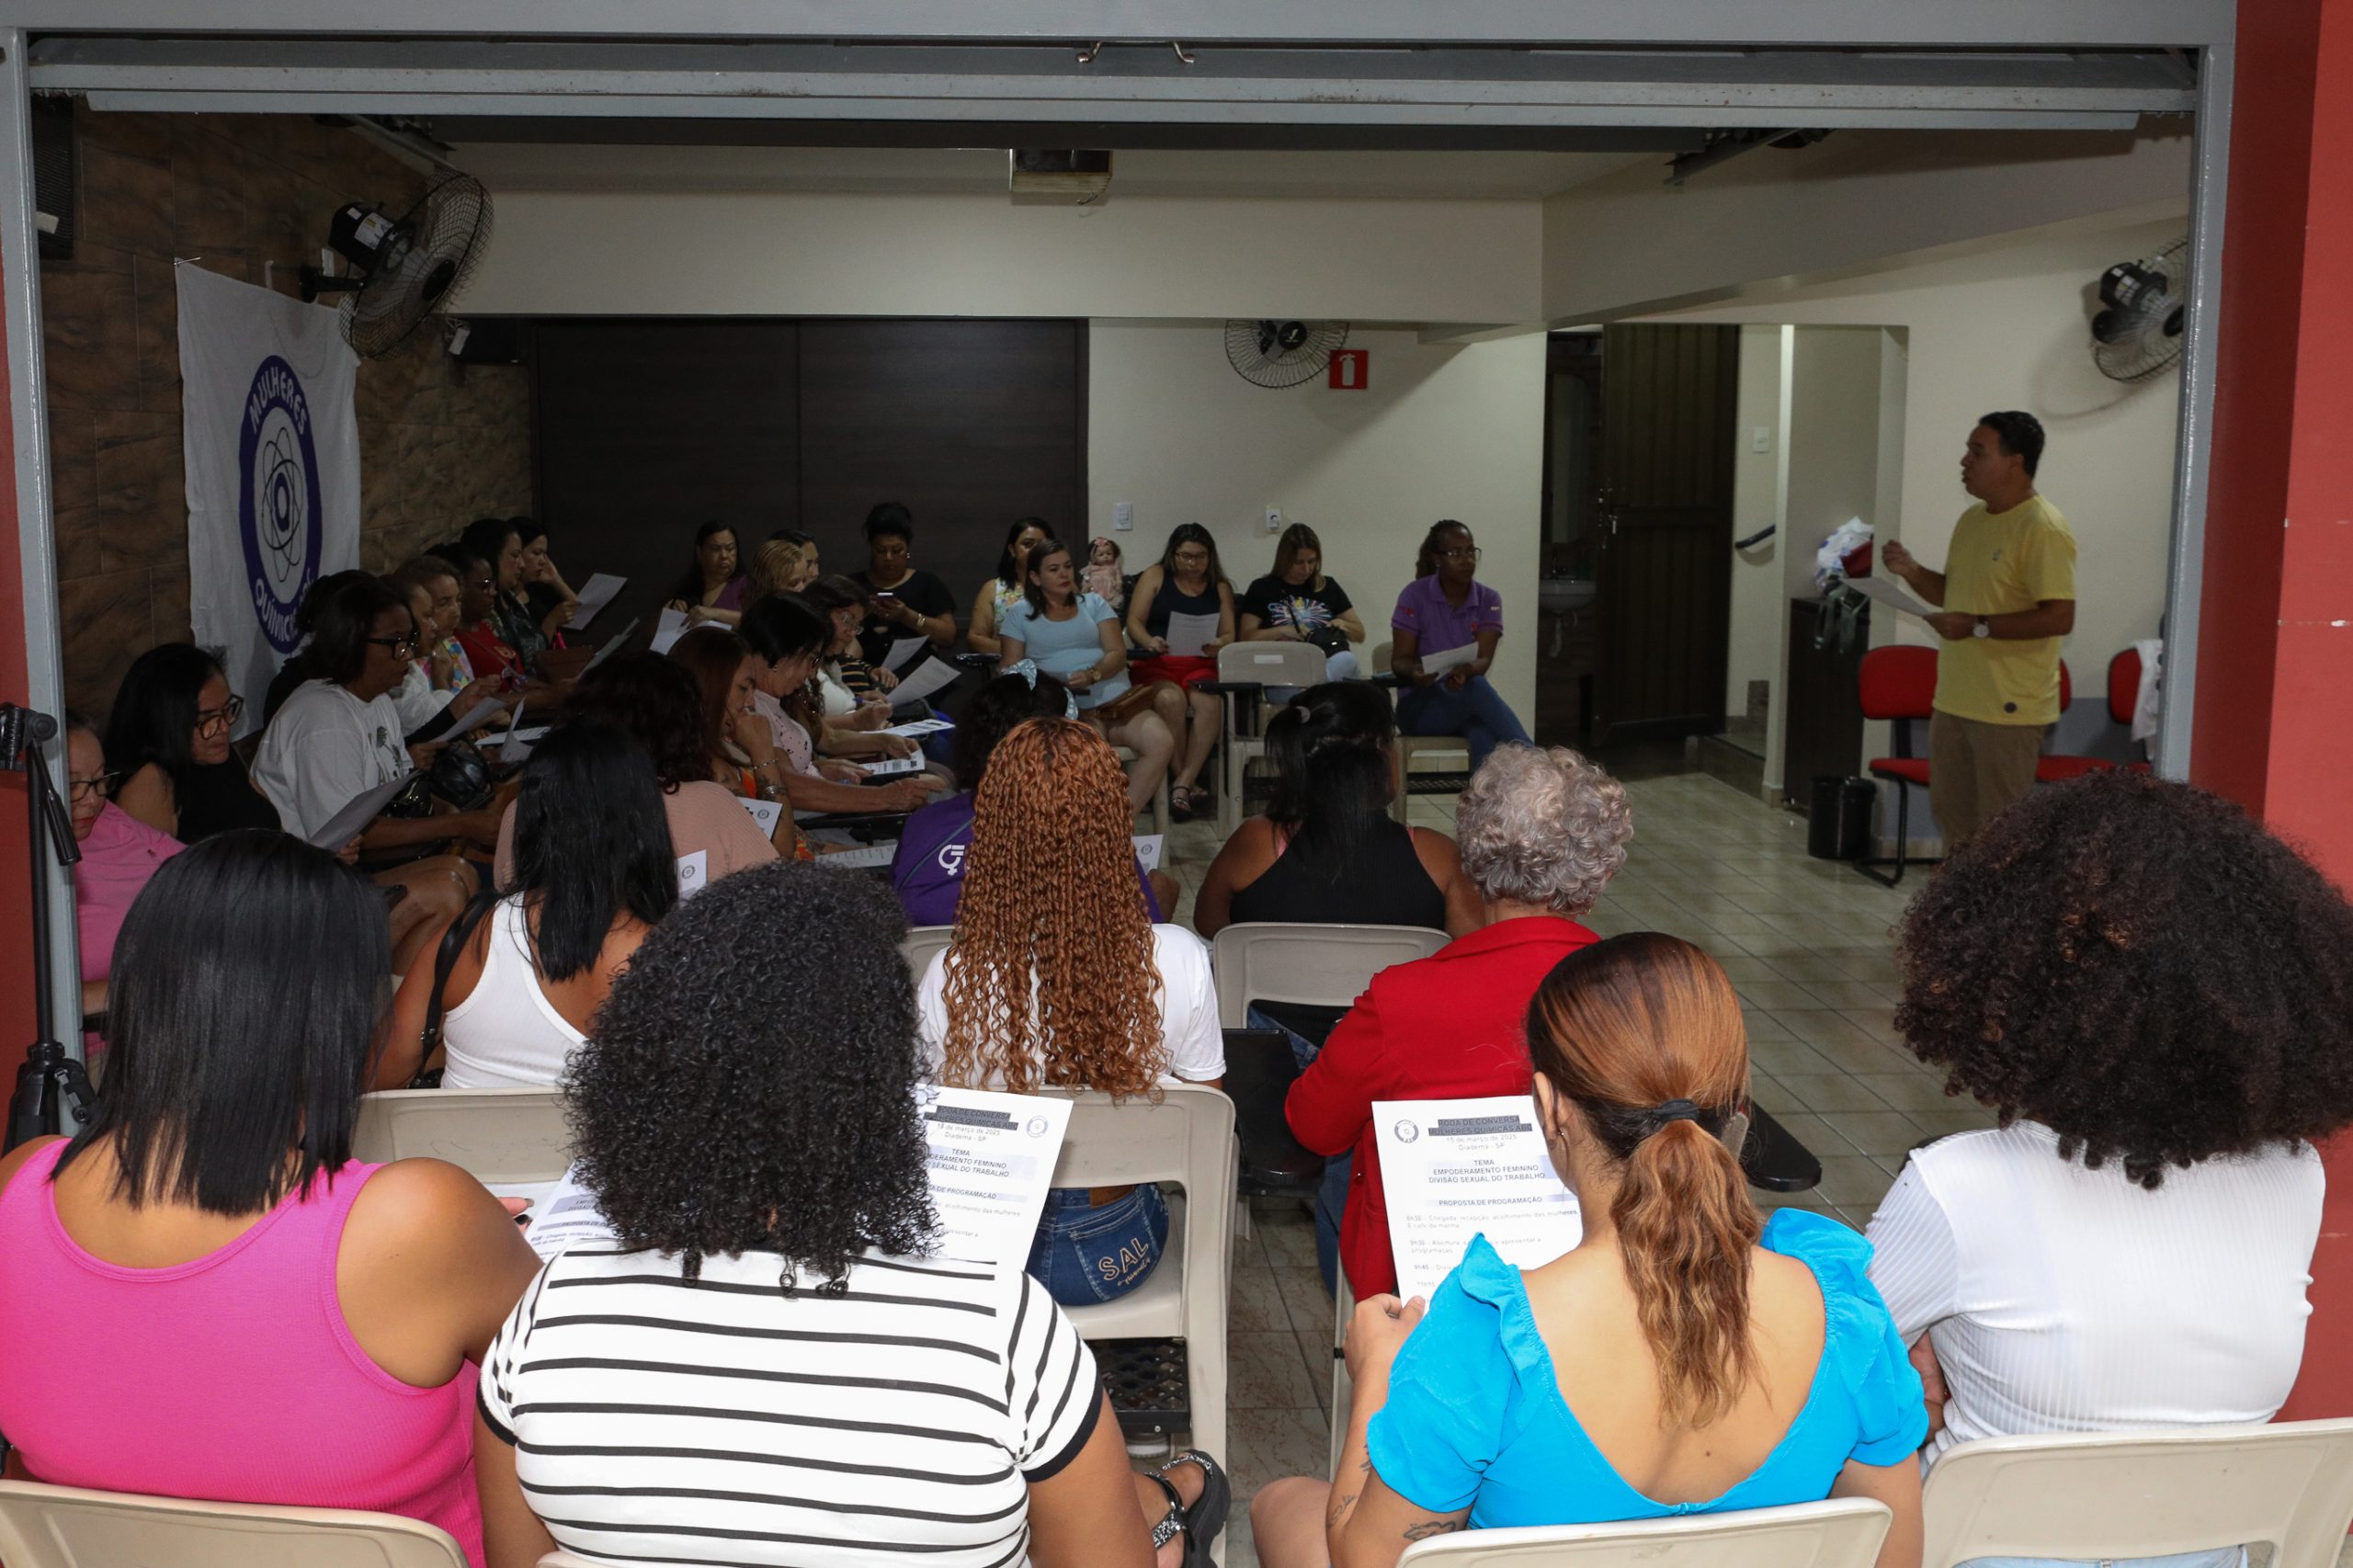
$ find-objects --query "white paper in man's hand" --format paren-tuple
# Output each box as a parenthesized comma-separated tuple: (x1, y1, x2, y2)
(650, 607, 690, 654)
(1374, 1096, 1582, 1301)
(307, 771, 415, 850)
(887, 657, 962, 706)
(1416, 642, 1477, 678)
(1165, 610, 1222, 658)
(565, 574, 626, 630)
(1843, 574, 1935, 619)
(917, 1085, 1072, 1267)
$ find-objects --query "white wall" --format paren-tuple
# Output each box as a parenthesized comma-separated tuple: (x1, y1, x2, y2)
(462, 189, 1542, 324)
(1087, 324, 1547, 720)
(1726, 324, 1786, 719)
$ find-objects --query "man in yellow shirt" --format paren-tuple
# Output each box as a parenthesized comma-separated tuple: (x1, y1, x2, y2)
(1881, 411, 2075, 849)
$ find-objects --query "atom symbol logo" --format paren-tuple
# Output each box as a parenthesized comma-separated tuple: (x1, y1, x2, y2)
(256, 423, 308, 576)
(237, 354, 326, 655)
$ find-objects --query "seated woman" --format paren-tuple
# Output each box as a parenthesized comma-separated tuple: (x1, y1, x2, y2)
(741, 536, 806, 607)
(666, 518, 746, 628)
(443, 541, 530, 693)
(726, 600, 938, 816)
(969, 516, 1053, 658)
(800, 574, 903, 734)
(460, 517, 556, 677)
(1288, 744, 1631, 1297)
(494, 651, 779, 881)
(998, 538, 1178, 818)
(386, 562, 502, 742)
(1195, 681, 1480, 1049)
(377, 722, 676, 1091)
(512, 517, 578, 650)
(918, 719, 1222, 1309)
(1390, 519, 1531, 771)
(850, 502, 960, 665)
(1255, 934, 1925, 1568)
(1238, 522, 1365, 682)
(0, 831, 543, 1566)
(1123, 523, 1237, 820)
(1865, 770, 2353, 1530)
(473, 858, 1227, 1568)
(891, 670, 1173, 926)
(107, 642, 279, 845)
(63, 712, 181, 1026)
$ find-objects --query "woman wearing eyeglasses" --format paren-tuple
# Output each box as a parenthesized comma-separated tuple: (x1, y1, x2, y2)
(108, 644, 281, 846)
(1390, 520, 1531, 771)
(63, 712, 183, 1028)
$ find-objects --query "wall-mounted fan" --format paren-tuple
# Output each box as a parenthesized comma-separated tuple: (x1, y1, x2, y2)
(300, 173, 494, 358)
(1224, 319, 1349, 389)
(2089, 237, 2188, 382)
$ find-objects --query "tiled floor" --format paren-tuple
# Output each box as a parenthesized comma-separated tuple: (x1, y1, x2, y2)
(1150, 764, 1998, 1565)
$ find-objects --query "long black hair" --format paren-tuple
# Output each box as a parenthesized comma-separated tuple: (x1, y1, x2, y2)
(739, 592, 832, 665)
(567, 652, 711, 791)
(996, 517, 1052, 585)
(1264, 681, 1398, 877)
(1157, 520, 1230, 587)
(953, 670, 1073, 788)
(505, 722, 680, 982)
(53, 830, 390, 1213)
(306, 574, 410, 687)
(669, 519, 738, 603)
(103, 643, 227, 803)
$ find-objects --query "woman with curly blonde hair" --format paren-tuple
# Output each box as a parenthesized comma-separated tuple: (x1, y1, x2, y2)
(916, 717, 1224, 1307)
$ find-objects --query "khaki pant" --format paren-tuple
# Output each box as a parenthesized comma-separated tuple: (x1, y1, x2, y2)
(1929, 711, 2043, 851)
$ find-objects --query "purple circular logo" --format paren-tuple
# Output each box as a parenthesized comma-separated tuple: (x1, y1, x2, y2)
(237, 355, 324, 654)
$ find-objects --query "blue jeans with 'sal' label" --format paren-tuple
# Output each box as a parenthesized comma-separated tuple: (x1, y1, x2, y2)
(1028, 1183, 1170, 1307)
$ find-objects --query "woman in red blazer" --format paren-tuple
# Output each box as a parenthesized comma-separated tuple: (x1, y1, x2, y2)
(1284, 743, 1633, 1299)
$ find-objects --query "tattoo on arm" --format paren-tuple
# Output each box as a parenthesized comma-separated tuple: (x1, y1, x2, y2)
(1403, 1520, 1468, 1541)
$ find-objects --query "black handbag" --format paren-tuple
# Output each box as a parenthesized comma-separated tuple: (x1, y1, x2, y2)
(382, 739, 496, 819)
(407, 884, 500, 1089)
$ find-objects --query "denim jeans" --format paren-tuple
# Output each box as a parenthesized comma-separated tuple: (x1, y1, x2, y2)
(1396, 674, 1531, 772)
(1028, 1183, 1170, 1307)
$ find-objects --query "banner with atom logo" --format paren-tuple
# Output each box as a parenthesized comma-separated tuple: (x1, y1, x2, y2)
(176, 262, 360, 737)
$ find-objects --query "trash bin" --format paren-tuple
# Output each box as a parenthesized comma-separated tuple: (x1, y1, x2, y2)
(1807, 776, 1878, 861)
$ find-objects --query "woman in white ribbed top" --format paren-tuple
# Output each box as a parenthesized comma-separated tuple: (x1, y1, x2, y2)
(375, 722, 679, 1090)
(1862, 771, 2353, 1568)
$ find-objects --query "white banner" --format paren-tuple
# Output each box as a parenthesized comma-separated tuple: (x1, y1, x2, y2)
(177, 264, 360, 735)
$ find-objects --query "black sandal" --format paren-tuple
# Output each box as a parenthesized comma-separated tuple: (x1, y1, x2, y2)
(1147, 1449, 1228, 1566)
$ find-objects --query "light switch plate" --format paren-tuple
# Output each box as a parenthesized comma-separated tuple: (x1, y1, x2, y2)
(1265, 506, 1282, 535)
(1751, 426, 1773, 454)
(1113, 502, 1134, 531)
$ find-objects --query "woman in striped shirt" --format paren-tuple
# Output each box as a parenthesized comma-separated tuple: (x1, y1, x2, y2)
(474, 860, 1227, 1568)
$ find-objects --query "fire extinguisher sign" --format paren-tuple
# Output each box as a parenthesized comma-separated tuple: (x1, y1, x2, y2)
(1328, 349, 1370, 390)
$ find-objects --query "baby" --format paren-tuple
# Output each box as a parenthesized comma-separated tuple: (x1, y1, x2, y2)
(1082, 536, 1127, 611)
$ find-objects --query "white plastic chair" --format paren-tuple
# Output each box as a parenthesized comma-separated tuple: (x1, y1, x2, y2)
(1394, 1497, 1892, 1567)
(352, 1086, 572, 1182)
(1213, 641, 1328, 835)
(1211, 920, 1452, 1029)
(1920, 1420, 2353, 1568)
(1049, 1084, 1235, 1482)
(0, 1480, 471, 1568)
(900, 924, 954, 985)
(1375, 640, 1472, 824)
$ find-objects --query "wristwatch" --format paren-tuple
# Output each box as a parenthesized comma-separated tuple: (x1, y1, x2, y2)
(1972, 616, 1992, 639)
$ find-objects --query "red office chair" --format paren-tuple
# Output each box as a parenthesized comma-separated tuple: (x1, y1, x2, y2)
(2034, 653, 2153, 782)
(1858, 645, 1938, 886)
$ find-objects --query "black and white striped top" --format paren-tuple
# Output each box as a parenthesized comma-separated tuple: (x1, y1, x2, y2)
(478, 1244, 1101, 1567)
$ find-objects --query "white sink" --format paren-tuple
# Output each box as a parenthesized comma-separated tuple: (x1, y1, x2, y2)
(1540, 577, 1597, 614)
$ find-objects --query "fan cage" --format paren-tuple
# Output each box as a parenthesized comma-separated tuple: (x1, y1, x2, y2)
(1224, 318, 1350, 390)
(2090, 238, 2188, 384)
(341, 173, 494, 358)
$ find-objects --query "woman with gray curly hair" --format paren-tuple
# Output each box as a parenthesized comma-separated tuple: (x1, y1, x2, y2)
(1285, 742, 1632, 1297)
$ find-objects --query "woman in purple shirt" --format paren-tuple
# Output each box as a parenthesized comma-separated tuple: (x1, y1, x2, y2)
(1390, 520, 1531, 770)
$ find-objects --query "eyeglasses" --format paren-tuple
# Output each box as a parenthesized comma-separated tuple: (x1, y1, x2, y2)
(66, 772, 120, 803)
(367, 634, 422, 658)
(1437, 546, 1483, 562)
(193, 695, 245, 736)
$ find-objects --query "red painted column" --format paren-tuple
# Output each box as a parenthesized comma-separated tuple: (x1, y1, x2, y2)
(2193, 0, 2353, 1420)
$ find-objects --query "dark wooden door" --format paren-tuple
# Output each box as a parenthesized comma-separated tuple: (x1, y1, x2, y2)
(1592, 323, 1740, 745)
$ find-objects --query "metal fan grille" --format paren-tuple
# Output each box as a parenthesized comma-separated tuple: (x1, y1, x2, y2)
(2092, 237, 2187, 383)
(343, 173, 494, 358)
(1224, 319, 1349, 389)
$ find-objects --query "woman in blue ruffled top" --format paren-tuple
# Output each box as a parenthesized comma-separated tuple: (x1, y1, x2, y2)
(1254, 932, 1927, 1568)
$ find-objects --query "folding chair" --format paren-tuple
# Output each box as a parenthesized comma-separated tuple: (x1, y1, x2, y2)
(1211, 921, 1451, 1030)
(1203, 641, 1328, 835)
(1857, 644, 1938, 886)
(1050, 1085, 1236, 1476)
(352, 1086, 572, 1183)
(1920, 1420, 2353, 1568)
(0, 1481, 471, 1568)
(1373, 641, 1472, 824)
(1393, 1497, 1893, 1567)
(900, 923, 954, 985)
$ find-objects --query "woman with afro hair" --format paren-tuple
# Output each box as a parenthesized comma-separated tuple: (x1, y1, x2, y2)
(470, 860, 1225, 1568)
(916, 717, 1224, 1311)
(1864, 769, 2353, 1505)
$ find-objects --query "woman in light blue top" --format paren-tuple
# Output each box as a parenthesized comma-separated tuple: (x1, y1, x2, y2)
(998, 538, 1177, 816)
(1253, 933, 1926, 1568)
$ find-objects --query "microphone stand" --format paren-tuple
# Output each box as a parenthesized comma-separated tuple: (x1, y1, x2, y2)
(3, 701, 96, 1150)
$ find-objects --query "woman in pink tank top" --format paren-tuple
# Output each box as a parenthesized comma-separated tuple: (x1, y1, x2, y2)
(0, 831, 543, 1568)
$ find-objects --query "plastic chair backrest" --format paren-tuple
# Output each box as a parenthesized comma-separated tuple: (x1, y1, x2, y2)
(901, 924, 954, 984)
(352, 1087, 571, 1182)
(2108, 647, 2142, 724)
(1218, 640, 1326, 688)
(1394, 1496, 1892, 1567)
(1048, 1082, 1235, 1191)
(0, 1480, 471, 1568)
(1211, 921, 1453, 1029)
(1374, 639, 1397, 675)
(1920, 1421, 2353, 1568)
(1856, 645, 1938, 721)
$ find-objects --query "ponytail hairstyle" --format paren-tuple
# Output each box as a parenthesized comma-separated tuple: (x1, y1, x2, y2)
(1527, 933, 1757, 1426)
(1264, 681, 1395, 880)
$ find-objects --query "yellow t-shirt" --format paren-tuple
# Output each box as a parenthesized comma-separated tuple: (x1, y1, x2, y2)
(1931, 494, 2076, 726)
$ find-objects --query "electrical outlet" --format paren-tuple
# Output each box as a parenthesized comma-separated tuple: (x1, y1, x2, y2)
(1265, 506, 1282, 536)
(1113, 502, 1133, 531)
(1751, 426, 1773, 454)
